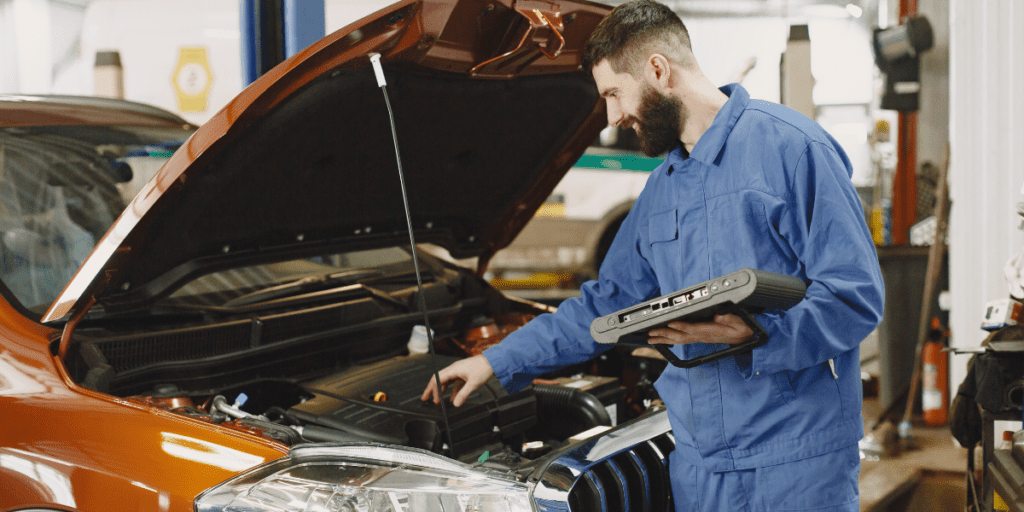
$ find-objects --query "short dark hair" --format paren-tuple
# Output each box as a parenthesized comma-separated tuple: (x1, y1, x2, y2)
(583, 0, 693, 77)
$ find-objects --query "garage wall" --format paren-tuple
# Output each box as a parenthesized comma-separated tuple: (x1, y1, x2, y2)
(0, 0, 54, 94)
(0, 0, 88, 94)
(916, 0, 949, 174)
(948, 0, 1024, 396)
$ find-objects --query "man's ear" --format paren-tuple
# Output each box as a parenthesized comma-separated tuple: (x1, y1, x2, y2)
(645, 54, 673, 91)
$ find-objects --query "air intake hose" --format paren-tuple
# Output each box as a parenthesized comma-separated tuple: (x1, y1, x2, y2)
(533, 384, 611, 436)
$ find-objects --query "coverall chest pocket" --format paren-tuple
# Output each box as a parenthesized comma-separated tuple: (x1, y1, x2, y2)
(708, 200, 783, 275)
(647, 209, 680, 274)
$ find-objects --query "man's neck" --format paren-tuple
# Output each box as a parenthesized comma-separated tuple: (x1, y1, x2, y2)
(677, 76, 729, 153)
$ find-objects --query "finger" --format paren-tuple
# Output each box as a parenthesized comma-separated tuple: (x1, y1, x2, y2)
(647, 329, 695, 345)
(422, 367, 454, 404)
(420, 378, 440, 403)
(647, 335, 676, 345)
(647, 330, 679, 343)
(449, 379, 465, 405)
(713, 314, 754, 339)
(420, 378, 433, 401)
(651, 323, 696, 340)
(713, 313, 745, 329)
(668, 320, 726, 338)
(452, 378, 472, 407)
(665, 321, 694, 331)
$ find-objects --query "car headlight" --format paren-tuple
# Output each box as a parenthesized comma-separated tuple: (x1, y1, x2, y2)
(194, 444, 536, 512)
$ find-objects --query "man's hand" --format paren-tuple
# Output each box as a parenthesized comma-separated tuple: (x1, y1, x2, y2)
(647, 313, 754, 345)
(420, 354, 495, 407)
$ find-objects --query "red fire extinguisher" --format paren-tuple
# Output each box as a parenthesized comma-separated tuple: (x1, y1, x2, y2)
(922, 317, 948, 426)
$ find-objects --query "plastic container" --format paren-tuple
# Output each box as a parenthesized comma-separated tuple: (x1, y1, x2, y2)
(870, 199, 892, 245)
(407, 325, 432, 354)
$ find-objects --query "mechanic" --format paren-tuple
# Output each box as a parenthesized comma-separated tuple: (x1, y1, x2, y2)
(423, 1, 884, 509)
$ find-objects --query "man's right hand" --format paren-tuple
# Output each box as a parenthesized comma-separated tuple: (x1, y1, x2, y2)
(420, 354, 495, 407)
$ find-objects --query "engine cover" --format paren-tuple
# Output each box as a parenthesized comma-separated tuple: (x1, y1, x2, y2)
(289, 354, 536, 459)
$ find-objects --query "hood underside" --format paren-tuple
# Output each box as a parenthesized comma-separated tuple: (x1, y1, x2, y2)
(44, 0, 610, 322)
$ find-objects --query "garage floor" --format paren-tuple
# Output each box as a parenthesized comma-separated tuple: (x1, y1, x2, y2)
(859, 398, 969, 511)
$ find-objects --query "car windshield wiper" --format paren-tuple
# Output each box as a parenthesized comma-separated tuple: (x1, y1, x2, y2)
(144, 282, 407, 318)
(222, 269, 385, 308)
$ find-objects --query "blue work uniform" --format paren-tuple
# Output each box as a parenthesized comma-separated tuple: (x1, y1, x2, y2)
(483, 83, 884, 509)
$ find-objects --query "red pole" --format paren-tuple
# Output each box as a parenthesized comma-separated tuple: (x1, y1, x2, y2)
(893, 111, 917, 245)
(892, 0, 918, 245)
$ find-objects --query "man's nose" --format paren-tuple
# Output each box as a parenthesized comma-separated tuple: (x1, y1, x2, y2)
(606, 101, 624, 127)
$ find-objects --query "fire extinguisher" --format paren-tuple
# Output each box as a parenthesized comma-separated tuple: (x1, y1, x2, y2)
(922, 317, 948, 426)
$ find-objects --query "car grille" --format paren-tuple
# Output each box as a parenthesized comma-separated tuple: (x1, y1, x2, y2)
(531, 409, 675, 512)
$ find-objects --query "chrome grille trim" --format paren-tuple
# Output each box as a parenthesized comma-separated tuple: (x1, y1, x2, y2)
(530, 409, 675, 512)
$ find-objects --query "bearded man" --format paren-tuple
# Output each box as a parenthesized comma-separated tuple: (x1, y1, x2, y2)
(424, 1, 884, 509)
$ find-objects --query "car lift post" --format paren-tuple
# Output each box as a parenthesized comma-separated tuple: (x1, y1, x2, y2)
(241, 0, 325, 86)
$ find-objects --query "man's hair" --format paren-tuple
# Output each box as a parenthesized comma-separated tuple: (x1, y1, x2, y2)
(583, 0, 693, 77)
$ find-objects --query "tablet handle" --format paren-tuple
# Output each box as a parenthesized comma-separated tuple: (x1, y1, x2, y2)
(653, 305, 769, 368)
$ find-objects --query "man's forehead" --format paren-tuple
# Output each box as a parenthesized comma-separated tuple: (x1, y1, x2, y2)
(592, 60, 635, 94)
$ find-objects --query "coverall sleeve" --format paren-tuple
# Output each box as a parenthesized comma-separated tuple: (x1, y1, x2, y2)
(748, 140, 885, 377)
(483, 201, 661, 394)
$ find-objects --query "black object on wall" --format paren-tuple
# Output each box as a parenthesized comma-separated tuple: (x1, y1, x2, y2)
(873, 16, 934, 111)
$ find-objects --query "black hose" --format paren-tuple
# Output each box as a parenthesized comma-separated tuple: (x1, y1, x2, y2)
(288, 408, 406, 445)
(533, 384, 611, 429)
(300, 425, 369, 444)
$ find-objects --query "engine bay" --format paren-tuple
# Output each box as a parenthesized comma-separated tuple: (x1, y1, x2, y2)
(61, 251, 667, 464)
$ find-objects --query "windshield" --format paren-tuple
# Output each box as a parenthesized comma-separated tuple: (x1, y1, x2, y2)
(0, 124, 194, 312)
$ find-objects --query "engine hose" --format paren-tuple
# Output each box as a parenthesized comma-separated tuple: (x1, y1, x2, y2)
(296, 425, 370, 444)
(287, 408, 406, 445)
(532, 384, 611, 429)
(211, 395, 249, 420)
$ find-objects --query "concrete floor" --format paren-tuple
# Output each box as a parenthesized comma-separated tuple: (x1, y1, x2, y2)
(859, 397, 969, 511)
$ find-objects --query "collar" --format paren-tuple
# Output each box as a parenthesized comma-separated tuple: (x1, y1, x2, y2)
(666, 83, 749, 172)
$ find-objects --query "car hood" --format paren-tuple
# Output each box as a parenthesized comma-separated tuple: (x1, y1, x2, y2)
(43, 0, 610, 323)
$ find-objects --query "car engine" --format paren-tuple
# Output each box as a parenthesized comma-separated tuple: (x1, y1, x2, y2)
(62, 254, 667, 464)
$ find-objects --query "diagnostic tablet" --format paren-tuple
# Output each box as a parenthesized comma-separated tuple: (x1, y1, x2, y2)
(590, 268, 806, 367)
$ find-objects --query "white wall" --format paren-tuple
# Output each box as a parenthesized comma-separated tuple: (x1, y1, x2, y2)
(1, 0, 53, 93)
(325, 0, 391, 31)
(0, 0, 20, 92)
(917, 0, 950, 173)
(948, 0, 1024, 396)
(687, 15, 878, 187)
(78, 0, 243, 126)
(0, 0, 88, 94)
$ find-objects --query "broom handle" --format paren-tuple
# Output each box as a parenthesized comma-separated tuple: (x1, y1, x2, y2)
(902, 142, 951, 427)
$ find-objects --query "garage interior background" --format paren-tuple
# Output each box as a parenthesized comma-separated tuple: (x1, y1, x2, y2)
(0, 0, 1021, 417)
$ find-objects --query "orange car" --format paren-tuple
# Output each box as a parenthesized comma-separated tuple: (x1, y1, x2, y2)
(0, 1, 677, 511)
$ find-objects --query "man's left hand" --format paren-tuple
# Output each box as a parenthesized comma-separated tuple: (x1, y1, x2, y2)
(647, 313, 754, 345)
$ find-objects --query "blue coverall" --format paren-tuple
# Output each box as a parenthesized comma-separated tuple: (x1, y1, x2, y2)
(483, 84, 885, 510)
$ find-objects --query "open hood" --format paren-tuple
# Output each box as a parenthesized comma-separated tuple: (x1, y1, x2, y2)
(43, 0, 610, 322)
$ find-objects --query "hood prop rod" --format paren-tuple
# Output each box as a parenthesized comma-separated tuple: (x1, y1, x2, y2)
(369, 53, 456, 457)
(58, 296, 96, 361)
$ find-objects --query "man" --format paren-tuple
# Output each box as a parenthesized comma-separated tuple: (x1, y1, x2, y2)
(423, 1, 884, 509)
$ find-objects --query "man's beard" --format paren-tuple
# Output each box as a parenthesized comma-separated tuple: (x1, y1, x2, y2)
(634, 83, 685, 157)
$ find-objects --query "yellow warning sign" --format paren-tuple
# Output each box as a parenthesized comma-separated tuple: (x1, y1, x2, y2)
(172, 47, 213, 112)
(994, 491, 1010, 511)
